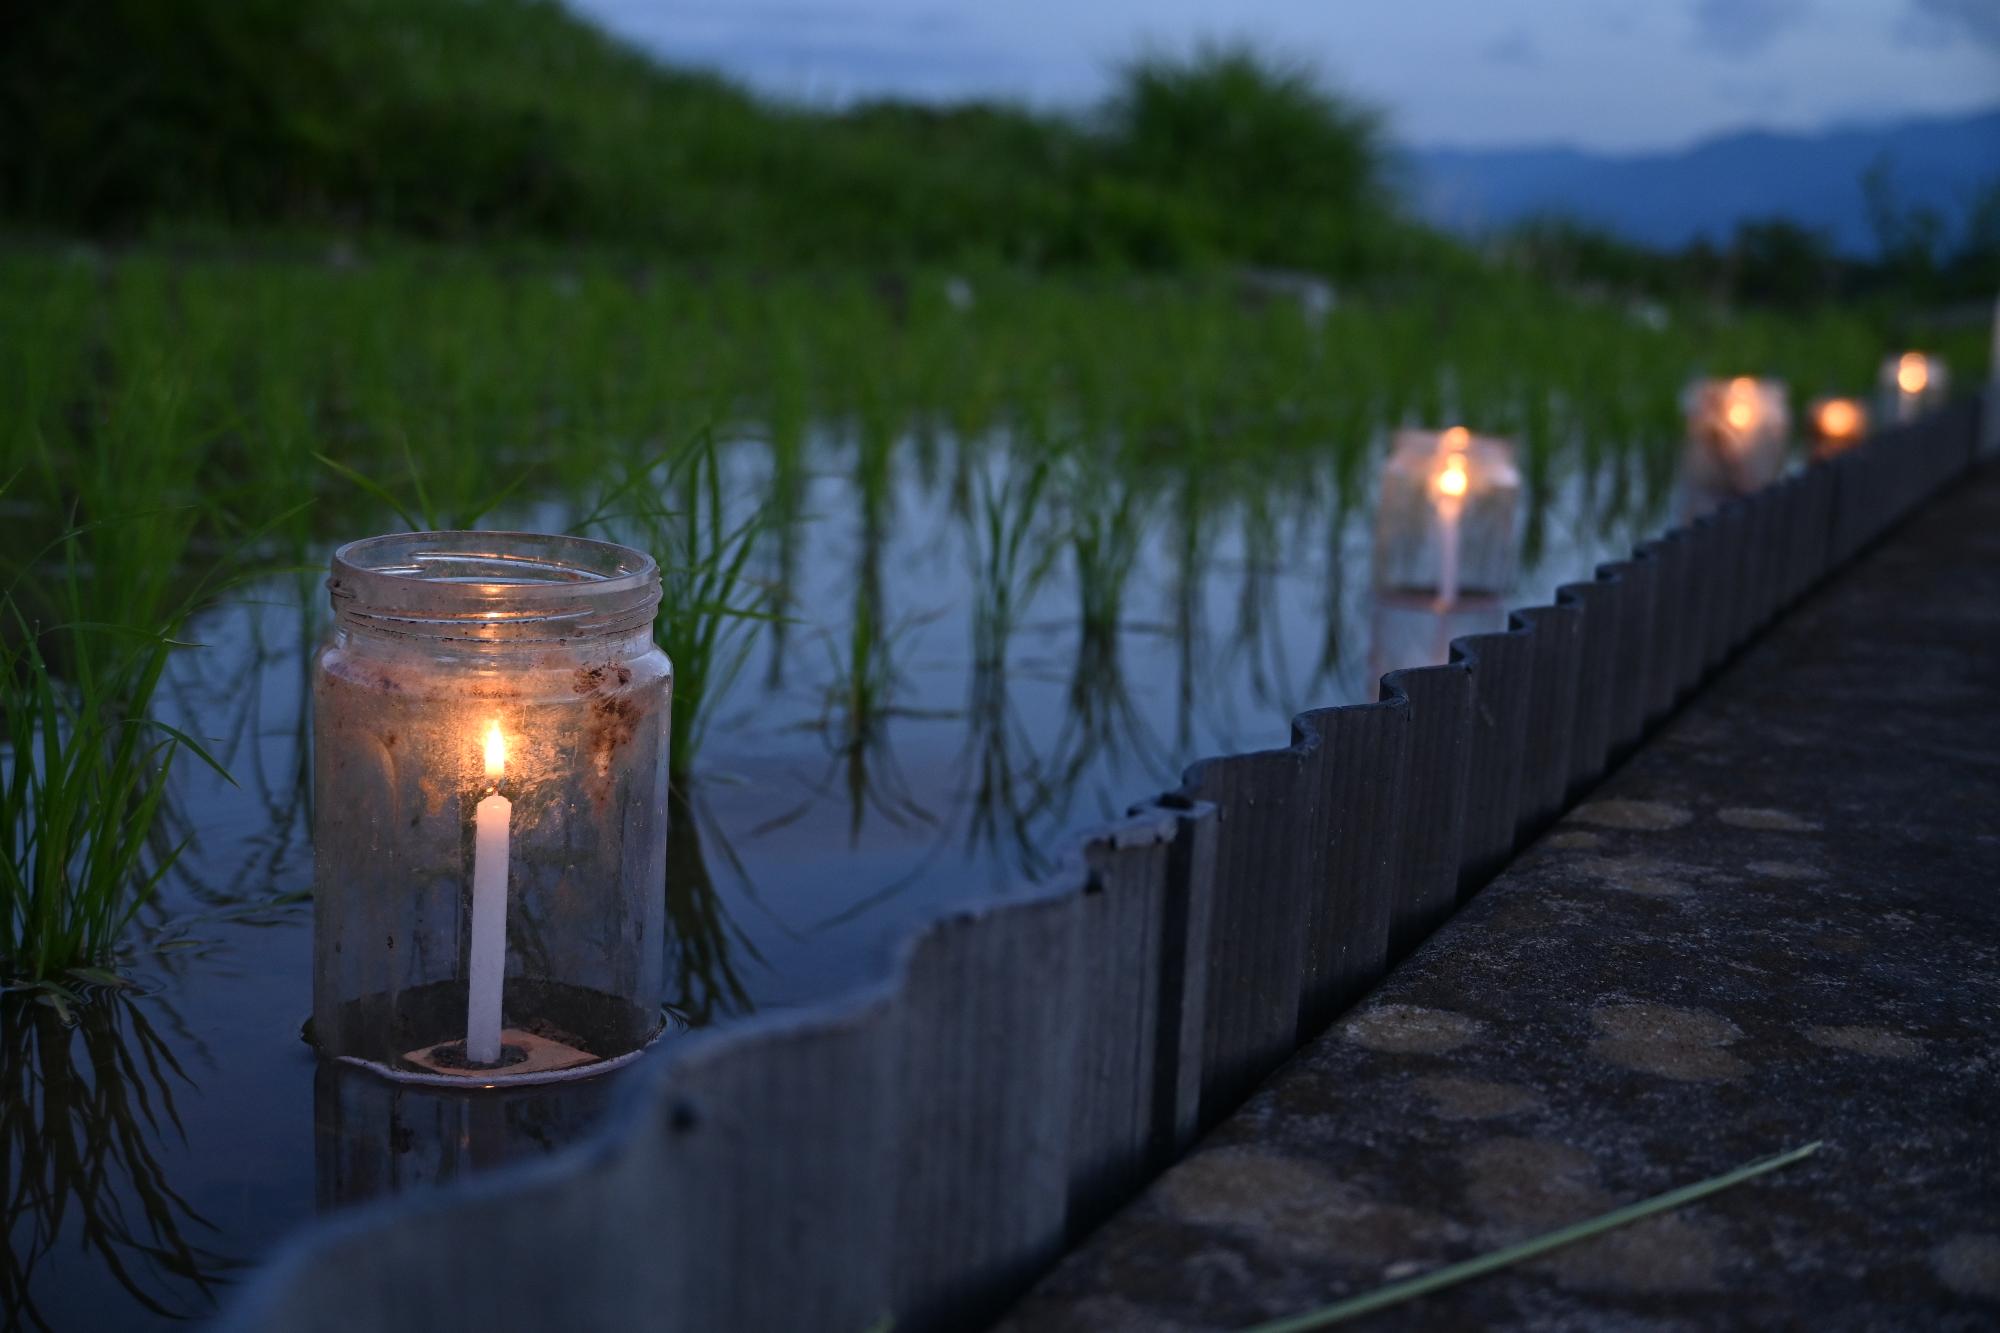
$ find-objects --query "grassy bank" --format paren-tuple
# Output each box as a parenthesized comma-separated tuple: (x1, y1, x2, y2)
(3, 1, 1429, 277)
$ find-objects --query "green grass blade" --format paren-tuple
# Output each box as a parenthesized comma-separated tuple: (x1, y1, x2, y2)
(1242, 1141, 1822, 1333)
(312, 452, 427, 531)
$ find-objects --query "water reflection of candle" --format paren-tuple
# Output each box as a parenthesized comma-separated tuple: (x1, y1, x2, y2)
(466, 720, 511, 1065)
(1432, 429, 1471, 610)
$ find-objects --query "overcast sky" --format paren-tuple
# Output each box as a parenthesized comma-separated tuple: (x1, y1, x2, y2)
(569, 0, 2000, 152)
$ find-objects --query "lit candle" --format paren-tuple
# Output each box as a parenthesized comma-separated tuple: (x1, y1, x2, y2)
(1881, 351, 1946, 423)
(1432, 428, 1471, 610)
(1895, 352, 1928, 399)
(466, 719, 511, 1065)
(1808, 395, 1867, 458)
(1722, 376, 1761, 441)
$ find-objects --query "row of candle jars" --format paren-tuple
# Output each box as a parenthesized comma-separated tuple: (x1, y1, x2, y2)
(311, 532, 673, 1086)
(1679, 350, 1949, 507)
(310, 351, 1952, 1090)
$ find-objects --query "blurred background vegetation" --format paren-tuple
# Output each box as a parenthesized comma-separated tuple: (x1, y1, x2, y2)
(5, 0, 1993, 310)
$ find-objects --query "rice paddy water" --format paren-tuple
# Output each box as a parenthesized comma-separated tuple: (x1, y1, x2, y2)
(0, 242, 1983, 1328)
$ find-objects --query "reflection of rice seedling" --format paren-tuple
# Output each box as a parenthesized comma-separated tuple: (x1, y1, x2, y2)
(967, 456, 1055, 670)
(799, 604, 948, 845)
(1, 988, 240, 1329)
(664, 786, 760, 1025)
(1066, 463, 1148, 650)
(756, 420, 810, 691)
(959, 658, 1055, 881)
(1042, 464, 1166, 806)
(1225, 486, 1298, 712)
(1045, 622, 1167, 822)
(1166, 470, 1214, 752)
(760, 517, 948, 847)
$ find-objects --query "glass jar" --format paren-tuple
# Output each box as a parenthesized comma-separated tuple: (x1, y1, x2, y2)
(1878, 351, 1947, 424)
(1807, 395, 1868, 460)
(1373, 426, 1521, 604)
(1681, 376, 1789, 500)
(311, 532, 672, 1085)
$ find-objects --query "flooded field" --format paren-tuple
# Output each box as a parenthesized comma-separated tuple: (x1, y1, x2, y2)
(6, 417, 1675, 1328)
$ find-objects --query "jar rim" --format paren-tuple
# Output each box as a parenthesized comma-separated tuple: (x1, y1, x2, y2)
(329, 531, 661, 643)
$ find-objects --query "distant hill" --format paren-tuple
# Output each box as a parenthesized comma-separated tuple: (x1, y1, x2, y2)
(1410, 108, 2000, 255)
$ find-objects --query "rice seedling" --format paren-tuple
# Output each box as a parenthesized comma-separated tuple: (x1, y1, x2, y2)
(966, 455, 1056, 672)
(581, 432, 778, 780)
(0, 535, 234, 995)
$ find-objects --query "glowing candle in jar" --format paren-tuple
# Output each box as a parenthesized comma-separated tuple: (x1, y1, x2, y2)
(1808, 395, 1867, 458)
(1880, 351, 1947, 422)
(1722, 377, 1760, 438)
(465, 719, 511, 1065)
(1895, 353, 1928, 397)
(1432, 427, 1471, 609)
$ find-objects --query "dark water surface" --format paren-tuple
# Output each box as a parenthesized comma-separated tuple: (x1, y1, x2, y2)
(4, 430, 1673, 1329)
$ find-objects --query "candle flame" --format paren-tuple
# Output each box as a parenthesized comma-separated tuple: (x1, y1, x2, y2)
(1896, 353, 1928, 396)
(483, 721, 506, 779)
(1436, 455, 1469, 499)
(1816, 398, 1860, 439)
(1440, 425, 1470, 453)
(1724, 399, 1756, 431)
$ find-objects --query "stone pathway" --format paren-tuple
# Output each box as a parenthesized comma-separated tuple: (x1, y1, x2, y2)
(997, 463, 2000, 1331)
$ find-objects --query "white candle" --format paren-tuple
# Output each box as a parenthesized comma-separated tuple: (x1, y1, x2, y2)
(1433, 438, 1470, 610)
(466, 720, 511, 1065)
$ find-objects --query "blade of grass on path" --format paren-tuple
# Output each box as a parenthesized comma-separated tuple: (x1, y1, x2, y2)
(1243, 1140, 1822, 1332)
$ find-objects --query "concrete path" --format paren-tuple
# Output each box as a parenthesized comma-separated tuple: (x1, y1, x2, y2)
(997, 463, 2000, 1331)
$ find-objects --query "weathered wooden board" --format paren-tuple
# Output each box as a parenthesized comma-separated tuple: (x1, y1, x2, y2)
(1705, 498, 1749, 669)
(1378, 663, 1473, 959)
(1449, 624, 1535, 898)
(1510, 603, 1581, 845)
(1293, 700, 1406, 1035)
(1176, 738, 1320, 1123)
(1636, 536, 1683, 724)
(891, 883, 1084, 1331)
(1064, 800, 1216, 1234)
(227, 986, 903, 1333)
(1554, 578, 1617, 803)
(653, 993, 902, 1332)
(1736, 484, 1776, 638)
(1594, 557, 1654, 762)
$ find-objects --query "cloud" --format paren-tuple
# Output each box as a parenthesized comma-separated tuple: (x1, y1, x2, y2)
(1689, 0, 1810, 57)
(1710, 75, 1792, 115)
(1482, 28, 1541, 67)
(1899, 0, 2000, 50)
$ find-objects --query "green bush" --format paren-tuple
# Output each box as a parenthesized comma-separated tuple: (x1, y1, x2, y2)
(0, 1, 1406, 274)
